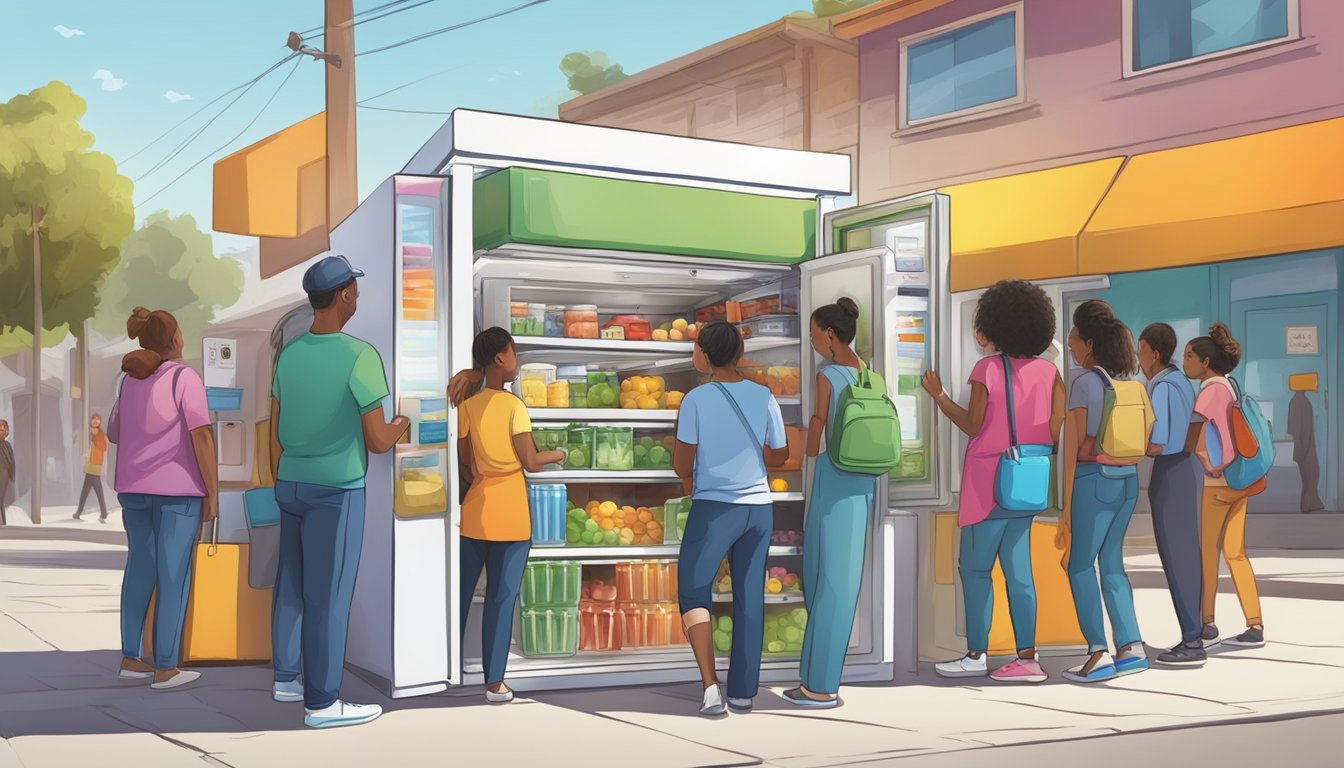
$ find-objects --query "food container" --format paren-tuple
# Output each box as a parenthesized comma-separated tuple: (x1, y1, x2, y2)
(532, 427, 568, 452)
(585, 370, 620, 409)
(521, 560, 582, 608)
(617, 603, 686, 648)
(740, 363, 801, 397)
(605, 315, 651, 341)
(633, 431, 675, 469)
(762, 604, 810, 657)
(526, 303, 546, 336)
(565, 305, 599, 339)
(399, 395, 449, 445)
(544, 305, 567, 337)
(564, 425, 595, 470)
(509, 301, 530, 336)
(519, 363, 556, 408)
(738, 314, 800, 340)
(666, 496, 692, 543)
(393, 453, 447, 518)
(527, 484, 568, 547)
(546, 380, 569, 408)
(736, 280, 800, 321)
(694, 301, 739, 324)
(616, 560, 678, 604)
(557, 365, 588, 408)
(594, 426, 634, 470)
(519, 606, 579, 657)
(579, 600, 621, 651)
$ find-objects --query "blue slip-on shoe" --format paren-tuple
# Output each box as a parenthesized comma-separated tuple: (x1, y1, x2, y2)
(783, 687, 839, 709)
(1063, 659, 1117, 683)
(1114, 644, 1151, 677)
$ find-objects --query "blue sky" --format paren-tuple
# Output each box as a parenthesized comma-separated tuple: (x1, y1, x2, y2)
(4, 0, 816, 256)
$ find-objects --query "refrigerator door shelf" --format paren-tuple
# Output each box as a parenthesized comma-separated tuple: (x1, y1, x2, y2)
(530, 545, 804, 561)
(512, 335, 795, 355)
(526, 469, 680, 483)
(530, 408, 679, 424)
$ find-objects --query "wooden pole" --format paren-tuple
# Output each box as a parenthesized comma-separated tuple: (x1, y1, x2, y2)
(30, 206, 43, 525)
(326, 0, 357, 230)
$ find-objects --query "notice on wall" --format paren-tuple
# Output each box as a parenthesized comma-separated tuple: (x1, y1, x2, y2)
(1286, 326, 1318, 356)
(203, 337, 238, 388)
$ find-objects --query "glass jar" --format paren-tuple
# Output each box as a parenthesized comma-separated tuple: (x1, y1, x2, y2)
(565, 305, 599, 339)
(510, 301, 529, 336)
(594, 426, 634, 470)
(544, 305, 567, 338)
(519, 363, 556, 408)
(526, 303, 546, 337)
(546, 379, 569, 408)
(585, 370, 619, 409)
(564, 425, 595, 470)
(557, 365, 588, 408)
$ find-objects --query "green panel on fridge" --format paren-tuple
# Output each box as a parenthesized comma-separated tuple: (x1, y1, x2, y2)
(473, 168, 817, 264)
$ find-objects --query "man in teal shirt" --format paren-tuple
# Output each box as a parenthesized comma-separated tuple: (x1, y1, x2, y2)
(269, 255, 408, 729)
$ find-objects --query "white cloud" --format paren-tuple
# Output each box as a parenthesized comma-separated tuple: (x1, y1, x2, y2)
(93, 70, 126, 92)
(54, 25, 85, 38)
(164, 90, 193, 103)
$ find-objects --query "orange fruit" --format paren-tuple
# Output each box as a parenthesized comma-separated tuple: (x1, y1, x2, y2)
(770, 478, 789, 492)
(638, 509, 653, 523)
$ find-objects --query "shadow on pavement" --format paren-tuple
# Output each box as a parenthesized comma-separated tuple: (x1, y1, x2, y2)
(0, 549, 129, 571)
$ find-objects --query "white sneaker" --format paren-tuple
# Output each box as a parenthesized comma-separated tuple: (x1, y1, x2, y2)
(485, 684, 515, 704)
(273, 680, 304, 703)
(935, 654, 988, 678)
(304, 700, 383, 729)
(150, 669, 201, 690)
(699, 684, 727, 716)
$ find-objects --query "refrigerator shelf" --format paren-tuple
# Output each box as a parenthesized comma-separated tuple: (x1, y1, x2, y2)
(513, 335, 797, 355)
(525, 469, 680, 483)
(712, 593, 806, 604)
(530, 408, 679, 424)
(772, 492, 804, 502)
(524, 545, 803, 560)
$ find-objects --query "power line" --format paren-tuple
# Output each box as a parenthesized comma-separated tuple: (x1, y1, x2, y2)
(357, 105, 453, 115)
(137, 56, 305, 208)
(136, 53, 301, 182)
(357, 0, 548, 57)
(299, 0, 442, 40)
(119, 53, 299, 168)
(356, 63, 470, 104)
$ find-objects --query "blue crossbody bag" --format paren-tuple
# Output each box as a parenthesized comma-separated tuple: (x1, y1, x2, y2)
(993, 354, 1053, 512)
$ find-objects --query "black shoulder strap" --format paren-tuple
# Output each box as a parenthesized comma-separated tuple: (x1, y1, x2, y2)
(1001, 355, 1020, 453)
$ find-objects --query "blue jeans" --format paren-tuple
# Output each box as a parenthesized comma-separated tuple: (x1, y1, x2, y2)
(677, 499, 772, 700)
(1068, 465, 1142, 654)
(118, 493, 201, 669)
(459, 537, 530, 686)
(960, 513, 1036, 654)
(271, 482, 365, 710)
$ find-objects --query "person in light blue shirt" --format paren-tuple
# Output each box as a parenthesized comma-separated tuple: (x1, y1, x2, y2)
(673, 321, 789, 717)
(1137, 323, 1205, 667)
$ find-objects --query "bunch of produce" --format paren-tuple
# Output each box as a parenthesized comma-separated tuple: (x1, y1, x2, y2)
(566, 499, 664, 546)
(711, 609, 809, 654)
(651, 318, 699, 342)
(770, 530, 803, 547)
(634, 436, 675, 469)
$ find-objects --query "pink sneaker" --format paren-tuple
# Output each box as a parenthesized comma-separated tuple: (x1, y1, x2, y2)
(990, 658, 1047, 683)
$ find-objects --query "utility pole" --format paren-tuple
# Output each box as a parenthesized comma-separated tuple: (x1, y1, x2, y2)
(30, 206, 43, 525)
(326, 0, 358, 228)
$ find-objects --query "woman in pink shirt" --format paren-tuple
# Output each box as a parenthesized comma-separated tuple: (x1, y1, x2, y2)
(1184, 323, 1265, 649)
(924, 281, 1065, 683)
(108, 308, 218, 690)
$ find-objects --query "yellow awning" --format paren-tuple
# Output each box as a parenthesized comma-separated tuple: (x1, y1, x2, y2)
(214, 112, 326, 238)
(942, 158, 1124, 292)
(1080, 116, 1344, 274)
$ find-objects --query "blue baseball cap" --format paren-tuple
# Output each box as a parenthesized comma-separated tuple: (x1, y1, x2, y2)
(302, 254, 365, 295)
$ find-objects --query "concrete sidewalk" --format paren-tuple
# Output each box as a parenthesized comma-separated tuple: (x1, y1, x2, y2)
(1, 537, 1341, 768)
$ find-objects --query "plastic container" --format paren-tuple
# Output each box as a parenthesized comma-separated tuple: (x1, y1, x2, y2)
(509, 301, 529, 336)
(666, 496, 692, 543)
(556, 365, 588, 408)
(564, 425, 595, 470)
(736, 281, 800, 321)
(738, 314, 800, 339)
(585, 370, 620, 409)
(616, 603, 686, 648)
(546, 380, 569, 408)
(616, 560, 678, 604)
(594, 426, 634, 470)
(565, 305, 599, 339)
(633, 431, 675, 469)
(521, 560, 582, 608)
(205, 387, 244, 411)
(519, 606, 579, 657)
(393, 453, 447, 518)
(605, 315, 651, 341)
(761, 604, 810, 657)
(528, 484, 567, 547)
(399, 395, 449, 445)
(525, 303, 546, 336)
(579, 601, 621, 651)
(544, 305, 567, 337)
(519, 363, 556, 408)
(532, 427, 567, 454)
(694, 301, 736, 324)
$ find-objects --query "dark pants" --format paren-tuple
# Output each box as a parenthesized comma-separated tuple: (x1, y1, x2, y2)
(118, 493, 201, 669)
(76, 473, 108, 518)
(677, 499, 773, 700)
(459, 537, 530, 686)
(271, 481, 365, 711)
(1150, 452, 1204, 644)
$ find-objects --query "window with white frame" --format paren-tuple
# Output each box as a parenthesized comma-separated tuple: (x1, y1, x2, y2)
(1126, 0, 1299, 75)
(900, 3, 1024, 128)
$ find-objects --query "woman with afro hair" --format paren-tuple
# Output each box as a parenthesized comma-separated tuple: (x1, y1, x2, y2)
(923, 280, 1065, 683)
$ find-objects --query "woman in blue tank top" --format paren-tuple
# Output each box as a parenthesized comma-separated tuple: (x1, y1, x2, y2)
(784, 297, 878, 708)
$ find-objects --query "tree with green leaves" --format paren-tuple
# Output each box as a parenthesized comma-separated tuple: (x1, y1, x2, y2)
(95, 211, 245, 353)
(0, 81, 135, 523)
(795, 0, 879, 18)
(560, 51, 628, 96)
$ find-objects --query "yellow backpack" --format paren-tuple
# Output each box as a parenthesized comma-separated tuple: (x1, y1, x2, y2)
(1091, 368, 1155, 464)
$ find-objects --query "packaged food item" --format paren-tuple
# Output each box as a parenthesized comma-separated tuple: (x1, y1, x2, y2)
(585, 370, 620, 409)
(393, 453, 447, 518)
(594, 426, 634, 470)
(738, 314, 800, 339)
(556, 365, 588, 408)
(633, 433, 675, 469)
(521, 560, 582, 608)
(617, 375, 667, 411)
(616, 560, 678, 604)
(570, 499, 663, 546)
(519, 363, 556, 408)
(736, 279, 799, 321)
(564, 425, 595, 470)
(544, 305, 567, 337)
(694, 301, 740, 324)
(525, 303, 546, 336)
(740, 363, 801, 397)
(579, 601, 621, 651)
(665, 496, 692, 543)
(546, 380, 569, 408)
(532, 427, 568, 452)
(565, 305, 599, 339)
(527, 484, 567, 547)
(399, 395, 449, 445)
(519, 606, 579, 657)
(617, 603, 686, 648)
(600, 326, 625, 340)
(605, 315, 651, 341)
(509, 301, 529, 336)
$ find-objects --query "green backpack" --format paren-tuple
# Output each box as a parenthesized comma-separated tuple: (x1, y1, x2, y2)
(828, 363, 903, 475)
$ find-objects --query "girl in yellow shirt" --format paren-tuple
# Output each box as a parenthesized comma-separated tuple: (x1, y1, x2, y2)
(456, 327, 565, 703)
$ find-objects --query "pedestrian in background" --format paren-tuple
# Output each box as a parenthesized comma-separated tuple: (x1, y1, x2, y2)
(74, 413, 110, 523)
(111, 307, 218, 690)
(0, 418, 13, 526)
